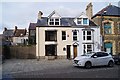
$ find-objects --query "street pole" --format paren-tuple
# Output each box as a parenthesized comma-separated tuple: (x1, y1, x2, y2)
(101, 11, 107, 51)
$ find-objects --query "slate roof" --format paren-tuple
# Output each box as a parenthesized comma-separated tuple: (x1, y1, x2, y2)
(14, 29, 27, 37)
(3, 30, 14, 37)
(29, 23, 36, 30)
(92, 5, 120, 18)
(36, 17, 97, 27)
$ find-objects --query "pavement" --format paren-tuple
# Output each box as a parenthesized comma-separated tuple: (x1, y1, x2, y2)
(2, 59, 72, 74)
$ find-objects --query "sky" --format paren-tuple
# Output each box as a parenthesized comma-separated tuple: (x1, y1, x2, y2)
(0, 0, 120, 34)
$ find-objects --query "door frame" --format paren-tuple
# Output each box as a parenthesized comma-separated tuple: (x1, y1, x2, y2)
(67, 45, 71, 59)
(73, 45, 77, 58)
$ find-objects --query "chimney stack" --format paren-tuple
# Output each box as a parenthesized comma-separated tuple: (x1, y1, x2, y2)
(38, 11, 43, 20)
(15, 26, 17, 30)
(4, 27, 7, 31)
(86, 2, 93, 20)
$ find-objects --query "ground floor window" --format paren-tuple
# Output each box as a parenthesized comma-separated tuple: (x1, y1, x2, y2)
(45, 45, 57, 56)
(104, 42, 112, 54)
(83, 44, 93, 54)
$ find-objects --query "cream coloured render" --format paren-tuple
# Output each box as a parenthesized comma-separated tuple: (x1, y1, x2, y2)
(36, 27, 79, 59)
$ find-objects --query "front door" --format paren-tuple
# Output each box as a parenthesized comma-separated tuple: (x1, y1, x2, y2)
(67, 45, 71, 59)
(73, 45, 77, 58)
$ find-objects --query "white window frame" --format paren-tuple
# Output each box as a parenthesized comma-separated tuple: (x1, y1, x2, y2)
(83, 30, 93, 42)
(62, 31, 67, 41)
(48, 18, 60, 26)
(77, 18, 82, 25)
(82, 44, 93, 54)
(73, 30, 79, 41)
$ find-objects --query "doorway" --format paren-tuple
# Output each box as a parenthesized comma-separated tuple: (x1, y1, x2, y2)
(73, 45, 77, 58)
(67, 45, 71, 59)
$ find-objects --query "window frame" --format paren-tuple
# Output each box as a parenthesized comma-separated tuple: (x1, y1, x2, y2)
(77, 18, 82, 25)
(83, 30, 93, 42)
(83, 18, 88, 24)
(104, 22, 112, 34)
(83, 44, 93, 54)
(62, 31, 67, 41)
(73, 30, 78, 41)
(48, 18, 60, 26)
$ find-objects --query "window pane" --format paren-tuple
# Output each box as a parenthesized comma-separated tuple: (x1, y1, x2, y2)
(62, 31, 66, 40)
(45, 31, 57, 41)
(55, 19, 59, 21)
(104, 23, 112, 34)
(77, 18, 82, 24)
(55, 22, 59, 25)
(73, 31, 77, 41)
(62, 31, 66, 35)
(83, 18, 87, 24)
(73, 31, 77, 35)
(87, 31, 91, 35)
(83, 36, 85, 40)
(73, 36, 77, 40)
(45, 45, 57, 56)
(50, 22, 54, 25)
(83, 31, 85, 35)
(87, 36, 91, 40)
(50, 19, 54, 21)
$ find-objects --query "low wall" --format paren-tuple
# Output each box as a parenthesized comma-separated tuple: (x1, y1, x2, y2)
(9, 46, 36, 59)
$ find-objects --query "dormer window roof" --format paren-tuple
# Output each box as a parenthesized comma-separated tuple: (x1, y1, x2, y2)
(48, 10, 61, 26)
(74, 12, 89, 25)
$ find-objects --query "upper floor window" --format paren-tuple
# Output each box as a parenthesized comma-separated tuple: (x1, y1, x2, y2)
(45, 31, 57, 41)
(62, 31, 66, 40)
(73, 30, 78, 41)
(83, 31, 92, 41)
(83, 18, 88, 24)
(49, 18, 60, 26)
(104, 22, 112, 34)
(77, 18, 82, 24)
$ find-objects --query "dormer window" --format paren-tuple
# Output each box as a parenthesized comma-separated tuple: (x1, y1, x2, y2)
(49, 18, 60, 26)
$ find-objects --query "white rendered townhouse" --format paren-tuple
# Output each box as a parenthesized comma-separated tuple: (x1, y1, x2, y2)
(36, 11, 101, 60)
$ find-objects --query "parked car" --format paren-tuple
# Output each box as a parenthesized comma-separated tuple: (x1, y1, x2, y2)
(112, 53, 120, 65)
(73, 52, 114, 69)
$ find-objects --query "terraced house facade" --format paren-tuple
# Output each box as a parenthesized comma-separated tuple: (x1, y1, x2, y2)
(92, 4, 120, 55)
(36, 10, 101, 60)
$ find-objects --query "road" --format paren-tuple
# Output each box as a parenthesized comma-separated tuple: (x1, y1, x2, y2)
(4, 65, 120, 79)
(2, 59, 120, 79)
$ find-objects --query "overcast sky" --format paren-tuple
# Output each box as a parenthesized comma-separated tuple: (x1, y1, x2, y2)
(0, 0, 119, 34)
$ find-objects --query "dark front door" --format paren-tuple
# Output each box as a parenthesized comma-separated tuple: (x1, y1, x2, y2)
(73, 45, 77, 58)
(67, 45, 71, 59)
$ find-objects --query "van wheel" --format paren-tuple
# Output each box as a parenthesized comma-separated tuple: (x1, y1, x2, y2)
(85, 62, 92, 69)
(108, 61, 114, 67)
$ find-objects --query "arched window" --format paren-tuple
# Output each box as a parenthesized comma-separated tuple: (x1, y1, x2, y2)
(104, 22, 112, 34)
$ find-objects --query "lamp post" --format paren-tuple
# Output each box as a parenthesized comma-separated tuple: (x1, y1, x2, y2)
(101, 11, 107, 51)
